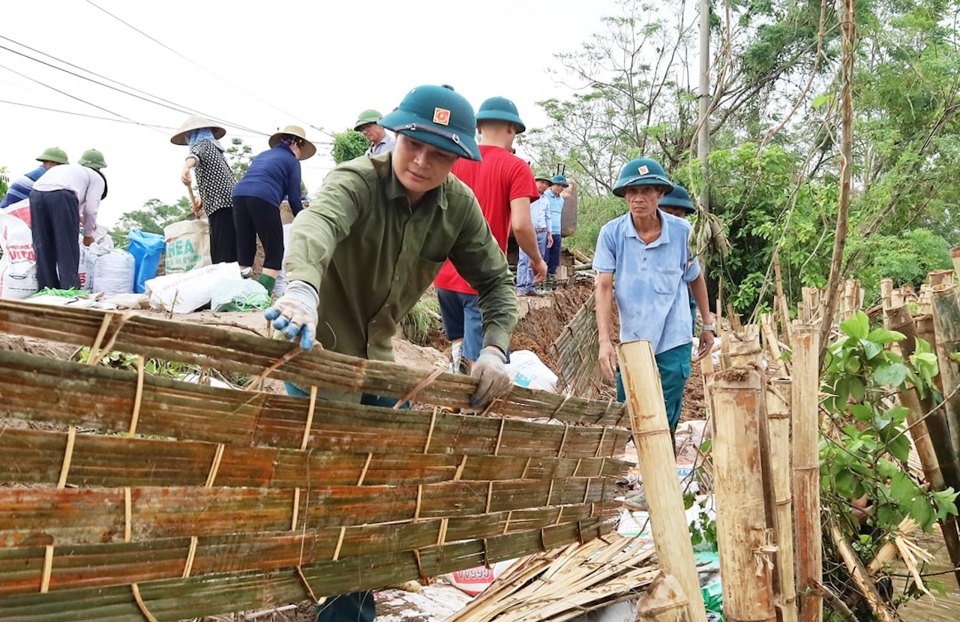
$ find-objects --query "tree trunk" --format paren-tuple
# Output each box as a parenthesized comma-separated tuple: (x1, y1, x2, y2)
(618, 341, 707, 622)
(711, 367, 776, 622)
(791, 322, 822, 622)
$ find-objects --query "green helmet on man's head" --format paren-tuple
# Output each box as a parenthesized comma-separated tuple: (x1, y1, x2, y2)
(612, 157, 672, 197)
(36, 147, 69, 165)
(659, 185, 696, 214)
(379, 85, 481, 161)
(353, 109, 383, 131)
(78, 149, 107, 170)
(475, 96, 526, 133)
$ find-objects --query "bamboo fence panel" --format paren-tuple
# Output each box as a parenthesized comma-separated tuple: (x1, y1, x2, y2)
(447, 534, 659, 622)
(0, 300, 627, 427)
(0, 303, 630, 620)
(711, 367, 776, 622)
(791, 319, 823, 622)
(550, 293, 603, 399)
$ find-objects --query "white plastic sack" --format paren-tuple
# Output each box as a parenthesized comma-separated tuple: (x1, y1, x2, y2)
(504, 350, 558, 392)
(93, 249, 135, 296)
(164, 219, 211, 273)
(146, 261, 242, 313)
(0, 202, 39, 299)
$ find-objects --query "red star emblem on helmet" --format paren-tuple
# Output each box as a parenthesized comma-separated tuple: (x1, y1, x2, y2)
(433, 107, 451, 126)
(638, 165, 649, 175)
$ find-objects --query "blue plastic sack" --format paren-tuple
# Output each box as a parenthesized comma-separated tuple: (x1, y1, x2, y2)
(127, 229, 165, 294)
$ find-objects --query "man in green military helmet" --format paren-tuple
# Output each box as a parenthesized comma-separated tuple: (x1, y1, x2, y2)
(0, 147, 69, 209)
(267, 86, 518, 621)
(353, 108, 395, 156)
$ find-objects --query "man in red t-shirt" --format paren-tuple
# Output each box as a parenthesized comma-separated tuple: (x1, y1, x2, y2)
(434, 96, 545, 371)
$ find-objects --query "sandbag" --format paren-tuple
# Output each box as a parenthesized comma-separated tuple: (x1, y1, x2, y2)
(164, 219, 211, 273)
(0, 202, 39, 299)
(127, 229, 165, 294)
(93, 249, 135, 296)
(504, 350, 558, 392)
(146, 261, 242, 313)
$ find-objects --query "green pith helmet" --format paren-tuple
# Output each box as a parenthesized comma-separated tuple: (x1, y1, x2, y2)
(535, 173, 552, 183)
(379, 85, 481, 161)
(475, 96, 526, 133)
(353, 109, 383, 131)
(550, 174, 569, 187)
(612, 157, 672, 197)
(36, 146, 69, 165)
(659, 185, 696, 214)
(78, 148, 107, 170)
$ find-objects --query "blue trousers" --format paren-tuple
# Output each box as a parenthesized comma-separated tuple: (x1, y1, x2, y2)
(285, 383, 408, 622)
(546, 233, 562, 275)
(436, 288, 483, 361)
(616, 342, 693, 433)
(517, 231, 548, 293)
(28, 189, 81, 290)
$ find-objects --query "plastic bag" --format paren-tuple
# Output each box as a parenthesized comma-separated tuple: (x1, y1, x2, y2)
(146, 261, 242, 313)
(93, 249, 135, 295)
(0, 202, 38, 299)
(210, 278, 271, 312)
(127, 229, 165, 294)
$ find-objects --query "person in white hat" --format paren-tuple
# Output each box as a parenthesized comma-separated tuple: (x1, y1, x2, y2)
(171, 116, 237, 263)
(232, 125, 315, 293)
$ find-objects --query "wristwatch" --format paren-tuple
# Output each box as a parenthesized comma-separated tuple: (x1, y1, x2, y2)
(701, 323, 717, 334)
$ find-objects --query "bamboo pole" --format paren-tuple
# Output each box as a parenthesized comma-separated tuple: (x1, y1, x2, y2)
(766, 378, 799, 622)
(773, 251, 792, 349)
(727, 324, 762, 368)
(829, 524, 895, 622)
(635, 572, 689, 621)
(952, 247, 960, 277)
(929, 270, 955, 288)
(879, 279, 894, 318)
(619, 341, 707, 622)
(801, 288, 820, 324)
(761, 313, 789, 376)
(791, 321, 822, 622)
(930, 285, 960, 473)
(711, 367, 776, 622)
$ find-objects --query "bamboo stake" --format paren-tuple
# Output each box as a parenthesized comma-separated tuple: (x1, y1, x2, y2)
(618, 341, 707, 622)
(636, 572, 689, 621)
(829, 524, 895, 622)
(711, 367, 776, 622)
(791, 321, 822, 622)
(773, 251, 792, 348)
(929, 270, 955, 288)
(930, 285, 960, 473)
(952, 247, 960, 277)
(761, 313, 789, 376)
(726, 324, 762, 369)
(879, 279, 894, 318)
(766, 378, 798, 622)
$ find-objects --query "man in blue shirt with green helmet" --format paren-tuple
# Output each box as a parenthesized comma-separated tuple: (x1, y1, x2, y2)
(594, 158, 715, 446)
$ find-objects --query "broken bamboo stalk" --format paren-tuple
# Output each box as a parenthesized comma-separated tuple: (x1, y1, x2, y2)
(791, 320, 822, 622)
(636, 572, 689, 622)
(711, 367, 776, 622)
(766, 378, 799, 622)
(930, 285, 960, 477)
(801, 287, 820, 324)
(929, 270, 955, 289)
(880, 279, 894, 319)
(773, 251, 792, 349)
(761, 313, 789, 376)
(727, 324, 762, 368)
(952, 247, 960, 277)
(619, 340, 707, 622)
(829, 524, 895, 622)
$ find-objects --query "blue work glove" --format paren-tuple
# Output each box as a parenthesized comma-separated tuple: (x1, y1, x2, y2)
(264, 280, 319, 350)
(470, 346, 512, 408)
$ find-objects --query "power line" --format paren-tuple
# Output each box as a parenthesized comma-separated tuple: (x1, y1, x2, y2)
(0, 98, 175, 129)
(0, 35, 267, 137)
(84, 0, 320, 133)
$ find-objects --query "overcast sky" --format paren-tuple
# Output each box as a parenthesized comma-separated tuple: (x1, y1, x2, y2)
(0, 0, 623, 228)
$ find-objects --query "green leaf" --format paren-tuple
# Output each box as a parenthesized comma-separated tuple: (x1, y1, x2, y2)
(887, 434, 912, 462)
(867, 328, 906, 345)
(885, 406, 910, 425)
(835, 469, 856, 497)
(848, 377, 866, 402)
(861, 339, 882, 360)
(873, 362, 909, 387)
(912, 496, 936, 531)
(840, 311, 869, 339)
(890, 472, 916, 505)
(844, 356, 862, 374)
(850, 404, 874, 422)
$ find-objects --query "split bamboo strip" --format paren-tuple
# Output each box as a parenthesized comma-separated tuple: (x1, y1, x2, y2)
(0, 506, 616, 596)
(800, 287, 820, 324)
(761, 313, 788, 375)
(791, 320, 822, 622)
(448, 534, 659, 622)
(711, 367, 776, 622)
(0, 300, 625, 427)
(0, 521, 611, 622)
(766, 378, 798, 622)
(0, 480, 616, 546)
(0, 428, 628, 489)
(0, 350, 629, 460)
(829, 524, 895, 622)
(618, 340, 707, 622)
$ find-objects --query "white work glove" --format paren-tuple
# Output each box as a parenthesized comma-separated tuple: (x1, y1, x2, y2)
(470, 346, 512, 408)
(264, 280, 319, 350)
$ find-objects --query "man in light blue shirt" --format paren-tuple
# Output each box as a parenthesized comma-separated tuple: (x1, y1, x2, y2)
(517, 174, 552, 295)
(594, 157, 715, 443)
(544, 174, 567, 288)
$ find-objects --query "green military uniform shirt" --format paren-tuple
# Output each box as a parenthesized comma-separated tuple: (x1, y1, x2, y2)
(286, 153, 517, 362)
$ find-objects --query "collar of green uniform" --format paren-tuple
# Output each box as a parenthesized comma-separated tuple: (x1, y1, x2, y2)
(382, 153, 449, 210)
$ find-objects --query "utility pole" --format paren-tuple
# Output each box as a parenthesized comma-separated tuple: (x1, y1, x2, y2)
(698, 0, 711, 214)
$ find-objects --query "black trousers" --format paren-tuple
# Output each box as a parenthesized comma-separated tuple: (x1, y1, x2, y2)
(232, 195, 283, 270)
(28, 189, 81, 290)
(208, 206, 237, 264)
